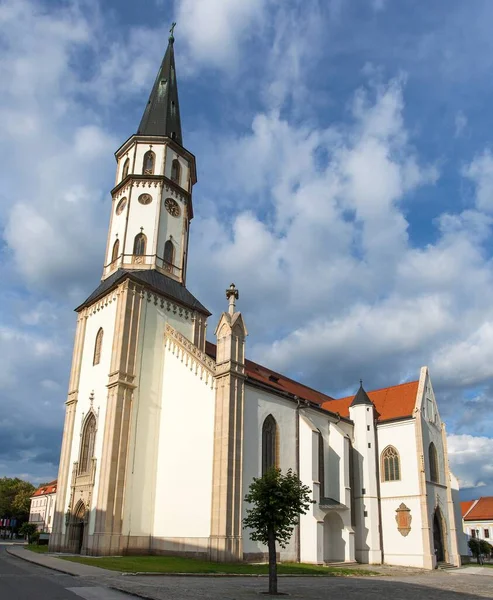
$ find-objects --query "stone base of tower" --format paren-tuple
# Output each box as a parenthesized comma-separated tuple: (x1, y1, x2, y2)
(355, 549, 382, 564)
(209, 535, 243, 562)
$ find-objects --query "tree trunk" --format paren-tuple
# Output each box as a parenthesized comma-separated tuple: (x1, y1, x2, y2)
(267, 527, 277, 594)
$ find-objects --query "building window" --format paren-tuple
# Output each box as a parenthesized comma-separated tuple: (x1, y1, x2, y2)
(171, 159, 181, 184)
(471, 529, 477, 538)
(143, 151, 155, 175)
(93, 328, 103, 366)
(79, 413, 96, 475)
(111, 239, 119, 263)
(381, 445, 400, 482)
(122, 158, 130, 179)
(317, 431, 325, 498)
(429, 442, 439, 483)
(133, 233, 147, 256)
(485, 529, 490, 539)
(262, 415, 278, 475)
(164, 239, 174, 267)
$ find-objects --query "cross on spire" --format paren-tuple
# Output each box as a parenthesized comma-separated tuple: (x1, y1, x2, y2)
(169, 22, 176, 42)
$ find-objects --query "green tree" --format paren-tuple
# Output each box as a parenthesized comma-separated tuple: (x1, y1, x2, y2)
(0, 478, 36, 522)
(243, 468, 313, 595)
(19, 522, 38, 543)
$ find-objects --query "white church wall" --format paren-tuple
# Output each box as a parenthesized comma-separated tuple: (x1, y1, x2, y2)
(135, 142, 166, 177)
(377, 419, 425, 567)
(151, 340, 215, 541)
(65, 295, 118, 535)
(451, 474, 468, 557)
(122, 301, 195, 539)
(299, 415, 319, 563)
(242, 385, 297, 561)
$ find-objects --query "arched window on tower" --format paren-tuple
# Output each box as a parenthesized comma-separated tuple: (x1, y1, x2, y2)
(171, 159, 181, 185)
(143, 151, 155, 175)
(429, 442, 439, 483)
(93, 328, 103, 366)
(262, 415, 279, 475)
(78, 413, 96, 475)
(381, 445, 401, 482)
(111, 239, 119, 263)
(133, 233, 147, 256)
(122, 158, 130, 180)
(164, 239, 174, 268)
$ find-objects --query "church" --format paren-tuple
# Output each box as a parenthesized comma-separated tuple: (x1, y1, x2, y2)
(49, 32, 463, 570)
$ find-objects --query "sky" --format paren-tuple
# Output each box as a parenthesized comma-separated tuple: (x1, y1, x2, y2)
(0, 0, 492, 501)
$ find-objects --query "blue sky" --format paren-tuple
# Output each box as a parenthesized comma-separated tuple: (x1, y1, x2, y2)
(1, 0, 493, 500)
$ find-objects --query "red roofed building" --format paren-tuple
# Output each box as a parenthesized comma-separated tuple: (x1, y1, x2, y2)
(49, 36, 464, 572)
(29, 480, 57, 533)
(461, 497, 493, 547)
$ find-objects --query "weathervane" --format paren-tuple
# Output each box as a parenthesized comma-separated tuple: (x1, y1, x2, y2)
(169, 22, 176, 42)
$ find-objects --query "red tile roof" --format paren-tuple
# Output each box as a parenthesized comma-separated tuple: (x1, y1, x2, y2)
(463, 497, 493, 521)
(322, 380, 420, 421)
(461, 500, 475, 518)
(205, 342, 419, 422)
(31, 480, 57, 497)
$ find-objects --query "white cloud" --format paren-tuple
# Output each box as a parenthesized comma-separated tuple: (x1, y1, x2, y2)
(448, 434, 493, 493)
(462, 150, 493, 213)
(455, 110, 468, 137)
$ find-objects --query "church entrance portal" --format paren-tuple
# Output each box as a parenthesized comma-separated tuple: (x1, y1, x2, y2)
(433, 509, 445, 563)
(71, 501, 86, 554)
(324, 512, 345, 562)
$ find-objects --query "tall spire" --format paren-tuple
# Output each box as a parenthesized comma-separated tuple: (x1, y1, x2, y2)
(137, 23, 183, 144)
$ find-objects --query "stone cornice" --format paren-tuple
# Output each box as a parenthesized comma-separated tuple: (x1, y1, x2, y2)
(164, 323, 216, 387)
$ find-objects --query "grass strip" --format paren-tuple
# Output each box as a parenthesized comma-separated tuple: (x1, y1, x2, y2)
(60, 555, 377, 576)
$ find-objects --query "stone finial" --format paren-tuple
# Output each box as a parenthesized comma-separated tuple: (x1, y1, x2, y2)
(226, 283, 239, 315)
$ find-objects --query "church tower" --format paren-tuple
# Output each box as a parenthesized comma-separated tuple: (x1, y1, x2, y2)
(50, 29, 211, 555)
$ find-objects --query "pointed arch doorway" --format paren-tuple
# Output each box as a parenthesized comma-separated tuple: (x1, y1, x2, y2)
(433, 508, 445, 563)
(71, 501, 87, 554)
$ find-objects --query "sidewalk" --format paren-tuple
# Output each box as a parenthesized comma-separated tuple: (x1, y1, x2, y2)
(5, 545, 114, 577)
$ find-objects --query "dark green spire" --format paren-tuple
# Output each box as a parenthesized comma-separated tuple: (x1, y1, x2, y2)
(137, 24, 183, 144)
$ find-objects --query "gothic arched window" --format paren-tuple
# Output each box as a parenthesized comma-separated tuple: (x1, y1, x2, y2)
(93, 328, 103, 366)
(164, 239, 174, 266)
(79, 413, 96, 475)
(111, 239, 119, 263)
(171, 159, 181, 184)
(429, 442, 439, 483)
(122, 158, 130, 180)
(133, 233, 147, 256)
(381, 446, 400, 482)
(262, 415, 279, 475)
(143, 151, 155, 175)
(317, 431, 325, 497)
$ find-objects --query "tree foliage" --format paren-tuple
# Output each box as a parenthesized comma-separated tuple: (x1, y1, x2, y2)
(19, 522, 38, 543)
(0, 477, 36, 522)
(243, 468, 313, 594)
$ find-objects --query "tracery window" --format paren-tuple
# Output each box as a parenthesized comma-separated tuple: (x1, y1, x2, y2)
(143, 151, 155, 175)
(133, 233, 147, 256)
(93, 328, 103, 366)
(262, 415, 278, 475)
(122, 158, 130, 179)
(429, 442, 439, 483)
(171, 159, 181, 184)
(79, 413, 96, 475)
(381, 445, 400, 482)
(111, 239, 119, 263)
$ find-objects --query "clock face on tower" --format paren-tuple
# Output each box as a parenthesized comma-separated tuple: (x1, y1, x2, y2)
(165, 197, 180, 217)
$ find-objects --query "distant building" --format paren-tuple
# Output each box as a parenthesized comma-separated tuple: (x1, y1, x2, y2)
(29, 481, 57, 533)
(462, 497, 493, 550)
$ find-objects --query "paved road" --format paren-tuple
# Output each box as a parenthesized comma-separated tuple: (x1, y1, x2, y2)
(0, 544, 130, 600)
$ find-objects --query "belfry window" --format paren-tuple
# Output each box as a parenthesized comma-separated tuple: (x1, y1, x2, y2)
(429, 442, 439, 483)
(171, 159, 181, 184)
(133, 233, 147, 256)
(164, 239, 174, 266)
(111, 239, 119, 263)
(143, 151, 155, 175)
(262, 415, 279, 475)
(79, 413, 96, 475)
(381, 446, 400, 482)
(93, 328, 103, 366)
(122, 158, 130, 180)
